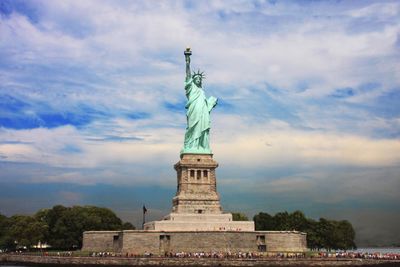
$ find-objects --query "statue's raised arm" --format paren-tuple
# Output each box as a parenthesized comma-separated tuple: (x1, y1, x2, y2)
(181, 48, 218, 155)
(184, 47, 192, 81)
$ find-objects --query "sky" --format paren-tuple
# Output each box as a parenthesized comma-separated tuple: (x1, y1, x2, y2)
(0, 0, 399, 247)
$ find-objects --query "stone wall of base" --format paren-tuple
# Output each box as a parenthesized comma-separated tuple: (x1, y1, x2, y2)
(144, 220, 255, 231)
(82, 231, 120, 252)
(83, 230, 307, 255)
(266, 231, 307, 252)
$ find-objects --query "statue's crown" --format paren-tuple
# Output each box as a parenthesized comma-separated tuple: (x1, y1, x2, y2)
(192, 69, 205, 79)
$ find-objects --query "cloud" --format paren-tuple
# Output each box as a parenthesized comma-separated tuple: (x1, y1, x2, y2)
(1, 117, 399, 188)
(348, 2, 400, 19)
(213, 119, 400, 169)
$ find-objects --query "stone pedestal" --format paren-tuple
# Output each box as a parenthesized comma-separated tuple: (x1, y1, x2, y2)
(144, 154, 255, 231)
(83, 155, 307, 253)
(173, 154, 221, 214)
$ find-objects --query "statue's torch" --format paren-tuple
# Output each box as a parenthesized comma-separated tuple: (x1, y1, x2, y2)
(184, 47, 192, 56)
(184, 47, 192, 63)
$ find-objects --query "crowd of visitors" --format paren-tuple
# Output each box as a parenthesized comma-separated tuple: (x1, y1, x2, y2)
(88, 250, 399, 260)
(4, 250, 399, 260)
(314, 251, 399, 260)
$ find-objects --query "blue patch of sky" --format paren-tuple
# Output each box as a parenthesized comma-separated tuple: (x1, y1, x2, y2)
(0, 0, 93, 39)
(330, 87, 355, 98)
(327, 84, 400, 123)
(164, 99, 186, 113)
(0, 183, 175, 228)
(27, 65, 107, 90)
(0, 0, 40, 23)
(0, 180, 67, 200)
(395, 34, 400, 48)
(358, 82, 380, 93)
(328, 82, 380, 99)
(214, 97, 235, 113)
(0, 94, 111, 130)
(45, 13, 94, 40)
(78, 104, 109, 118)
(211, 83, 302, 126)
(295, 81, 310, 93)
(0, 140, 32, 145)
(86, 183, 174, 211)
(0, 60, 109, 94)
(211, 0, 375, 36)
(60, 144, 82, 154)
(221, 181, 400, 219)
(257, 86, 301, 124)
(126, 112, 151, 120)
(91, 135, 143, 142)
(39, 112, 92, 128)
(213, 10, 300, 36)
(0, 116, 40, 130)
(213, 83, 300, 126)
(0, 94, 29, 112)
(217, 10, 228, 20)
(304, 91, 400, 138)
(369, 89, 400, 119)
(183, 0, 196, 10)
(0, 110, 91, 130)
(265, 83, 284, 95)
(346, 17, 392, 34)
(219, 165, 303, 183)
(220, 189, 326, 216)
(0, 181, 175, 216)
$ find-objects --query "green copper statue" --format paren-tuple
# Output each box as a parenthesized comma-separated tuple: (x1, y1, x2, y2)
(181, 48, 218, 155)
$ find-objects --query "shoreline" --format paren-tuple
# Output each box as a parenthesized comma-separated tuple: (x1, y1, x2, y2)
(2, 255, 400, 267)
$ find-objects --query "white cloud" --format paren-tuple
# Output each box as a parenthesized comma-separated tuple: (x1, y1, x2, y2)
(2, 0, 399, 104)
(213, 118, 400, 169)
(1, 114, 399, 185)
(348, 2, 400, 19)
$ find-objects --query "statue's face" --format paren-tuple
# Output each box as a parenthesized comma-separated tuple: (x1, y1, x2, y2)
(193, 76, 202, 87)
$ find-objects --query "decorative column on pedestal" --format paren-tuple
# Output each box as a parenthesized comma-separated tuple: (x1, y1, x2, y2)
(172, 154, 222, 214)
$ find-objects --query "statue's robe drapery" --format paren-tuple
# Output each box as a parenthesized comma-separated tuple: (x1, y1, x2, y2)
(182, 77, 217, 154)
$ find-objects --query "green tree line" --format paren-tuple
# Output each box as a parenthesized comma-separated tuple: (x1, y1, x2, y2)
(0, 205, 135, 250)
(251, 210, 356, 250)
(1, 207, 355, 251)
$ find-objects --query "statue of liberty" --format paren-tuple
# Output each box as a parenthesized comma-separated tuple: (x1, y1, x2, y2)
(181, 48, 217, 154)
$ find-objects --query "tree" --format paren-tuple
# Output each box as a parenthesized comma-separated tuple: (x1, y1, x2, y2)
(35, 205, 67, 243)
(3, 215, 48, 249)
(0, 213, 9, 249)
(35, 205, 134, 249)
(288, 210, 308, 231)
(254, 212, 274, 230)
(232, 212, 249, 221)
(121, 222, 136, 230)
(333, 220, 356, 250)
(273, 211, 291, 230)
(317, 218, 337, 251)
(0, 213, 7, 236)
(1, 206, 136, 250)
(253, 210, 356, 250)
(51, 206, 123, 248)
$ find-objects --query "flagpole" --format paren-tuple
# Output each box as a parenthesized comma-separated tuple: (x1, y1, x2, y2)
(142, 205, 147, 230)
